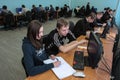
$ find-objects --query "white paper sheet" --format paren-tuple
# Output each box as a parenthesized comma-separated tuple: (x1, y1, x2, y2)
(43, 57, 76, 79)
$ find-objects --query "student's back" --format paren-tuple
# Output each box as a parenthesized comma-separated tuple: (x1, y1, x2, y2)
(73, 18, 89, 38)
(2, 10, 14, 30)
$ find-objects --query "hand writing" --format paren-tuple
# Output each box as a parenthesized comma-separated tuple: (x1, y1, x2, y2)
(53, 61, 61, 67)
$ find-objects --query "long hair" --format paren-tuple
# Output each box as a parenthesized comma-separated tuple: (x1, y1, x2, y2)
(27, 20, 43, 50)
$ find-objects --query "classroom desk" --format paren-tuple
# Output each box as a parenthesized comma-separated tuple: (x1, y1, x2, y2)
(26, 34, 114, 80)
(14, 13, 24, 21)
(0, 15, 4, 26)
(0, 14, 24, 27)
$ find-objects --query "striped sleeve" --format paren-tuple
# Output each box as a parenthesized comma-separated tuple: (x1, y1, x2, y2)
(53, 33, 62, 47)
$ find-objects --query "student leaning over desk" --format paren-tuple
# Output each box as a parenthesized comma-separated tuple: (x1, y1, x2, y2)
(22, 20, 61, 76)
(45, 18, 86, 59)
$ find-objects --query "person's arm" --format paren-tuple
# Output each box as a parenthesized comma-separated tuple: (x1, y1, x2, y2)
(59, 40, 86, 53)
(22, 44, 54, 76)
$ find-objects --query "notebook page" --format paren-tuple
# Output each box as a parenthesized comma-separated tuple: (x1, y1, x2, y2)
(43, 57, 76, 79)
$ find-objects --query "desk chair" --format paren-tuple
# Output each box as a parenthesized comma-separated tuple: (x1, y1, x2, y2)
(17, 11, 32, 28)
(69, 21, 74, 33)
(3, 12, 15, 30)
(25, 11, 32, 23)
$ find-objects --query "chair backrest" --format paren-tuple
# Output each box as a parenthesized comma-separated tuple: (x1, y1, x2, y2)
(69, 21, 74, 32)
(4, 12, 14, 25)
(25, 11, 32, 22)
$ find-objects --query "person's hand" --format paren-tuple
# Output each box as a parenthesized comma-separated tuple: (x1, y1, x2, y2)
(102, 23, 106, 27)
(86, 31, 90, 38)
(50, 55, 56, 60)
(78, 39, 87, 45)
(53, 61, 61, 67)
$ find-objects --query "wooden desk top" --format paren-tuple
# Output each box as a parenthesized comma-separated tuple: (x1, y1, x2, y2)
(26, 35, 114, 80)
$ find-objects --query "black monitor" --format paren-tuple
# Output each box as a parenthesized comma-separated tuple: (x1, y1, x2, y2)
(112, 26, 120, 55)
(111, 26, 120, 80)
(0, 8, 2, 14)
(87, 31, 103, 68)
(45, 6, 49, 11)
(111, 37, 120, 80)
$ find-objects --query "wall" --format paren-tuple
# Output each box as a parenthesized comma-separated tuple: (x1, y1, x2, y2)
(0, 0, 119, 26)
(0, 0, 118, 13)
(0, 0, 69, 14)
(115, 0, 120, 27)
(70, 0, 120, 27)
(71, 0, 118, 11)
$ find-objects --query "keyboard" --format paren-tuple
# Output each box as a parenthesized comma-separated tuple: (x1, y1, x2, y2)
(73, 51, 84, 70)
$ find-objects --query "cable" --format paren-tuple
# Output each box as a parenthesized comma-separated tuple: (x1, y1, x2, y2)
(101, 56, 111, 73)
(96, 66, 110, 80)
(98, 66, 110, 74)
(98, 54, 111, 75)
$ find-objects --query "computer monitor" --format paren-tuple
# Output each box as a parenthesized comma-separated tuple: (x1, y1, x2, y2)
(87, 31, 103, 68)
(16, 8, 22, 14)
(112, 26, 120, 54)
(45, 6, 49, 11)
(0, 8, 2, 14)
(111, 26, 120, 80)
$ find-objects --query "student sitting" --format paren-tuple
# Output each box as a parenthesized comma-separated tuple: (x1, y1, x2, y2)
(22, 20, 61, 76)
(73, 13, 96, 38)
(21, 4, 29, 15)
(1, 5, 14, 30)
(45, 18, 86, 57)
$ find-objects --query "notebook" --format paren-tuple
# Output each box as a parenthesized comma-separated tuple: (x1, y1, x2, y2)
(44, 57, 76, 79)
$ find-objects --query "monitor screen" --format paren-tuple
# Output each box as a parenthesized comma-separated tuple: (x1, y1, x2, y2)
(87, 31, 103, 68)
(111, 33, 120, 80)
(111, 25, 120, 80)
(0, 8, 2, 14)
(112, 25, 120, 57)
(16, 8, 22, 14)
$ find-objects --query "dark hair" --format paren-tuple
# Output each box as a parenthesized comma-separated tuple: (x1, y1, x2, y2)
(27, 20, 43, 50)
(50, 5, 52, 7)
(32, 5, 35, 8)
(56, 18, 69, 29)
(39, 5, 42, 7)
(22, 5, 25, 8)
(86, 12, 96, 20)
(2, 5, 7, 9)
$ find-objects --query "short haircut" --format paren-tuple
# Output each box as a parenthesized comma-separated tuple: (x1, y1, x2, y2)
(56, 18, 69, 29)
(2, 5, 7, 9)
(86, 12, 96, 20)
(22, 5, 25, 8)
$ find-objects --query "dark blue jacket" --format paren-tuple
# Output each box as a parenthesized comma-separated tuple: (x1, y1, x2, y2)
(22, 37, 54, 76)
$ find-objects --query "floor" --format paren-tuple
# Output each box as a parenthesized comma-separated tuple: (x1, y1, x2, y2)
(0, 17, 79, 80)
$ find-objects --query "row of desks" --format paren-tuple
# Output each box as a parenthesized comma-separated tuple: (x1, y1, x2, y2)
(26, 29, 116, 80)
(0, 11, 59, 27)
(0, 14, 23, 26)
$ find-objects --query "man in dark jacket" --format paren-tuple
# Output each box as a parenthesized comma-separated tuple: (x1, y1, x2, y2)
(73, 13, 95, 38)
(45, 18, 86, 56)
